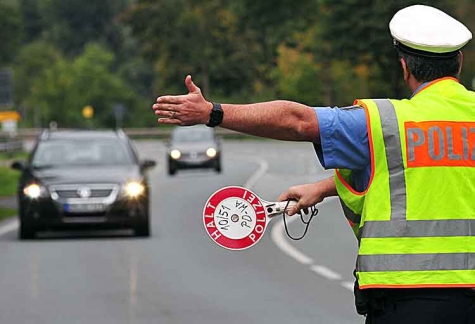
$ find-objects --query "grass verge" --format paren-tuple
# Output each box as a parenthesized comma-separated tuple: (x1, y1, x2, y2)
(0, 206, 17, 221)
(0, 151, 28, 161)
(0, 166, 20, 196)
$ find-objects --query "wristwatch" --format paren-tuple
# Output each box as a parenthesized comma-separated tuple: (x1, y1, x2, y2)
(206, 102, 224, 127)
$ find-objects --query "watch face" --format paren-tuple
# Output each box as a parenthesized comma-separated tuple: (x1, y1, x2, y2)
(208, 104, 223, 127)
(213, 109, 223, 120)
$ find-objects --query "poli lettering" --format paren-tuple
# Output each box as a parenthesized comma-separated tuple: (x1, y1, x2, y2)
(405, 121, 475, 167)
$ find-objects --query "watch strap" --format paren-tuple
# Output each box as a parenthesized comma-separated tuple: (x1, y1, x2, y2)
(206, 102, 224, 127)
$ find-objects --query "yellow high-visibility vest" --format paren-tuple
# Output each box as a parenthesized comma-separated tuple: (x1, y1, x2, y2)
(336, 77, 475, 289)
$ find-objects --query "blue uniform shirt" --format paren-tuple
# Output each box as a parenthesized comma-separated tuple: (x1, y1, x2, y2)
(313, 106, 369, 191)
(313, 84, 427, 191)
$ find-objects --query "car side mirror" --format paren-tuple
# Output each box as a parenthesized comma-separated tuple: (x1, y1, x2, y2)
(140, 159, 157, 170)
(11, 160, 25, 171)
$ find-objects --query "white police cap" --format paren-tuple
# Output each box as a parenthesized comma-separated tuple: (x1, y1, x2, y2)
(390, 5, 472, 58)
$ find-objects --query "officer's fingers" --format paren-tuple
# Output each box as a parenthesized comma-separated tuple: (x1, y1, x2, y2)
(157, 118, 182, 125)
(277, 190, 296, 202)
(185, 75, 201, 94)
(285, 201, 302, 216)
(277, 186, 300, 202)
(277, 192, 289, 202)
(285, 199, 301, 216)
(156, 95, 186, 105)
(153, 104, 180, 115)
(154, 109, 172, 116)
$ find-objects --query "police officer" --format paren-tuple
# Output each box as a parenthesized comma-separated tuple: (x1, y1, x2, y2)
(152, 4, 474, 323)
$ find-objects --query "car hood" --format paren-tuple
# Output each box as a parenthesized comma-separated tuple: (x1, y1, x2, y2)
(31, 165, 142, 186)
(169, 142, 217, 152)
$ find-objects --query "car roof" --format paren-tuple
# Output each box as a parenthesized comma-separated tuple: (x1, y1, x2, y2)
(40, 129, 127, 141)
(172, 125, 213, 133)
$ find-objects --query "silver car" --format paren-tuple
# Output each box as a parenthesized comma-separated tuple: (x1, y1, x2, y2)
(166, 125, 222, 175)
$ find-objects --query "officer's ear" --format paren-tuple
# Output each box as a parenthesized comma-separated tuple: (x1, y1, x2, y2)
(458, 51, 463, 76)
(400, 58, 410, 83)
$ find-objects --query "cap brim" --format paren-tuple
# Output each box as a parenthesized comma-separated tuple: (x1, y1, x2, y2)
(394, 40, 460, 59)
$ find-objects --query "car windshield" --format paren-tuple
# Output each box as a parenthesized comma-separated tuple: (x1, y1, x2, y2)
(31, 139, 135, 167)
(172, 128, 214, 143)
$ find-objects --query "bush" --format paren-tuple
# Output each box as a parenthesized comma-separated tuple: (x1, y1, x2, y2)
(0, 166, 20, 196)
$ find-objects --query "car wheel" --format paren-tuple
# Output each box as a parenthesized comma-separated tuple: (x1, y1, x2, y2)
(19, 224, 35, 240)
(215, 159, 222, 173)
(168, 161, 177, 176)
(135, 222, 150, 237)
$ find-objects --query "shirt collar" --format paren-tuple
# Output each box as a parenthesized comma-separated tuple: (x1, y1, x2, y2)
(409, 77, 459, 99)
(410, 82, 428, 98)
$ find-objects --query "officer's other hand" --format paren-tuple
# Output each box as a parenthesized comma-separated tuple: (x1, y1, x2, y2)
(153, 75, 212, 126)
(277, 183, 325, 216)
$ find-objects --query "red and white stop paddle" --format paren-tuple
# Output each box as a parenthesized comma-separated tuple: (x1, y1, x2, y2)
(203, 186, 298, 251)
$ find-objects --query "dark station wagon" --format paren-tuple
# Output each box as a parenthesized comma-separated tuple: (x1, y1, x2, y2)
(11, 129, 156, 239)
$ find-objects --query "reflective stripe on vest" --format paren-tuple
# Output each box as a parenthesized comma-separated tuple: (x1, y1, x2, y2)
(339, 199, 361, 224)
(372, 99, 406, 221)
(339, 198, 361, 238)
(358, 253, 475, 272)
(361, 219, 475, 238)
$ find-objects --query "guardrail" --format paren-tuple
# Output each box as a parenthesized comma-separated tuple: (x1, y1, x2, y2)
(0, 139, 23, 153)
(0, 133, 23, 154)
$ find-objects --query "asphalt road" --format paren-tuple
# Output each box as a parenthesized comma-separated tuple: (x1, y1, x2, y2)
(0, 140, 362, 324)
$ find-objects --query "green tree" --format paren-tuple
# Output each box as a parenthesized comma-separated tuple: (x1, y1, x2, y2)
(231, 0, 318, 100)
(124, 0, 261, 101)
(232, 0, 318, 67)
(69, 44, 136, 127)
(19, 0, 44, 43)
(13, 41, 63, 126)
(272, 44, 323, 105)
(18, 43, 136, 128)
(0, 2, 23, 66)
(447, 0, 475, 89)
(319, 0, 451, 100)
(66, 44, 136, 127)
(38, 0, 132, 56)
(271, 25, 324, 105)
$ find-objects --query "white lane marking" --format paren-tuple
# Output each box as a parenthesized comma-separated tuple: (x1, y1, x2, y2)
(270, 198, 353, 292)
(310, 265, 342, 281)
(270, 215, 313, 265)
(0, 219, 19, 236)
(241, 154, 311, 265)
(243, 157, 269, 190)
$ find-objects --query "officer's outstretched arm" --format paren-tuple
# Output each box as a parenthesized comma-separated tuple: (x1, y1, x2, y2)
(277, 177, 337, 216)
(153, 75, 320, 143)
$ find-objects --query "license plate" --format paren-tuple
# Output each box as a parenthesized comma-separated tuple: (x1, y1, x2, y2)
(64, 203, 105, 213)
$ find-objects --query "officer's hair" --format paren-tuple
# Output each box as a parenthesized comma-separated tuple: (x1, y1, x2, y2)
(397, 50, 461, 83)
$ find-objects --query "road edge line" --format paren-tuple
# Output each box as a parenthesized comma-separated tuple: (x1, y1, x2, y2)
(0, 218, 19, 236)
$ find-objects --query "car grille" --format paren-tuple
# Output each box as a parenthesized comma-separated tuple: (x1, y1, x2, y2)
(55, 189, 113, 198)
(181, 151, 207, 158)
(49, 184, 118, 201)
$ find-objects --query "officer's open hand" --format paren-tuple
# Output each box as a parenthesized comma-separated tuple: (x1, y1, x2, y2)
(153, 75, 212, 126)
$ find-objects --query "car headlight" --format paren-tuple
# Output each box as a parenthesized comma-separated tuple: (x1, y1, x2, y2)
(206, 148, 217, 158)
(124, 181, 145, 198)
(23, 184, 48, 199)
(170, 149, 181, 160)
